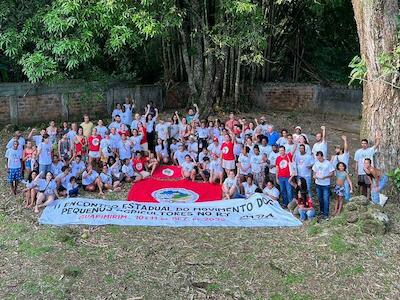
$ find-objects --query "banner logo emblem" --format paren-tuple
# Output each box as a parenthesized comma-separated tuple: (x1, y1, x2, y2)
(152, 188, 199, 203)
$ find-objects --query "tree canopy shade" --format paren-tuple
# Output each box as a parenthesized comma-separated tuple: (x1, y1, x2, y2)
(0, 0, 358, 85)
(0, 0, 182, 83)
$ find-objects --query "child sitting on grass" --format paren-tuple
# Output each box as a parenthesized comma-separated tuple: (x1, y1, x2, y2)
(67, 176, 79, 197)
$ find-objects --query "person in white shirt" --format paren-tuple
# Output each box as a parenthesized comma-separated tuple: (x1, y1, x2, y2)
(354, 130, 381, 199)
(222, 170, 238, 199)
(312, 151, 335, 219)
(267, 144, 279, 185)
(187, 135, 199, 159)
(34, 171, 58, 213)
(95, 119, 108, 138)
(51, 155, 64, 177)
(262, 180, 280, 201)
(6, 131, 25, 151)
(155, 138, 170, 164)
(209, 154, 224, 184)
(259, 136, 272, 157)
(82, 164, 104, 195)
(237, 146, 251, 176)
(250, 145, 264, 188)
(108, 115, 123, 131)
(312, 125, 328, 159)
(100, 164, 122, 192)
(55, 165, 72, 197)
(5, 140, 23, 194)
(276, 129, 288, 146)
(112, 103, 122, 119)
(181, 155, 197, 181)
(242, 174, 258, 198)
(117, 133, 132, 160)
(122, 158, 139, 183)
(293, 126, 308, 144)
(173, 144, 190, 166)
(155, 119, 170, 142)
(295, 144, 314, 197)
(207, 137, 221, 157)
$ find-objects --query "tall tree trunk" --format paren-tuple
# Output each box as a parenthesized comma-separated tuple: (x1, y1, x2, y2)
(222, 47, 229, 100)
(352, 0, 400, 172)
(234, 48, 241, 107)
(179, 29, 197, 97)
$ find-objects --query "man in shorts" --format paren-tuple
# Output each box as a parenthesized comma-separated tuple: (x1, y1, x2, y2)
(5, 140, 23, 195)
(354, 130, 381, 199)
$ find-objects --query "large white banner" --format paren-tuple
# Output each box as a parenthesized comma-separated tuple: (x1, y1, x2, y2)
(39, 193, 302, 227)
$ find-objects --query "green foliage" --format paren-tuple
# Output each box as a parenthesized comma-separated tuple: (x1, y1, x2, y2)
(0, 0, 181, 83)
(387, 168, 400, 191)
(348, 55, 367, 85)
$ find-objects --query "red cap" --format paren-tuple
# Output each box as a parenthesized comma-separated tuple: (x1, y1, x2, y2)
(213, 137, 218, 142)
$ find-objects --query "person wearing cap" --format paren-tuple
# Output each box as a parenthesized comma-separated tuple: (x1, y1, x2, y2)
(207, 137, 221, 157)
(311, 125, 327, 159)
(331, 135, 350, 201)
(209, 154, 224, 184)
(312, 151, 335, 219)
(293, 126, 305, 143)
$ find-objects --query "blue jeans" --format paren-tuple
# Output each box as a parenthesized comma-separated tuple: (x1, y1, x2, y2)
(303, 176, 312, 198)
(279, 177, 293, 206)
(371, 175, 388, 204)
(316, 184, 331, 217)
(299, 208, 316, 221)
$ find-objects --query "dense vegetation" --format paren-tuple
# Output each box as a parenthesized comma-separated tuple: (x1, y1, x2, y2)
(0, 1, 358, 99)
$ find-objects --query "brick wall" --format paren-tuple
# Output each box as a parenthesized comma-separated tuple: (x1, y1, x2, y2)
(250, 83, 317, 111)
(0, 97, 11, 124)
(0, 81, 163, 125)
(250, 83, 362, 116)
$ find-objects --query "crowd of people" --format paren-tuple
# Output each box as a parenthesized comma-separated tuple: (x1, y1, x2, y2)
(5, 96, 389, 220)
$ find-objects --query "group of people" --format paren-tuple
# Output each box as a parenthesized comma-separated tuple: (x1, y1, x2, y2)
(5, 96, 389, 220)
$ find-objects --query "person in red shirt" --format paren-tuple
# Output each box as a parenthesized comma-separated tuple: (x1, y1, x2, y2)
(88, 128, 102, 166)
(132, 151, 150, 179)
(275, 145, 293, 208)
(220, 131, 235, 174)
(294, 180, 316, 221)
